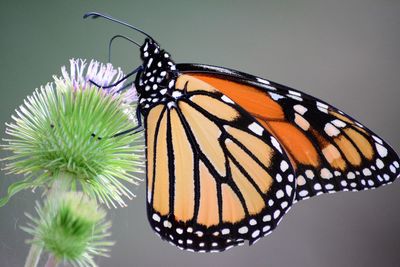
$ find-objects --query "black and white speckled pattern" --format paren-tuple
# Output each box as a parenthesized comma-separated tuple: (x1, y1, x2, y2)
(135, 39, 178, 113)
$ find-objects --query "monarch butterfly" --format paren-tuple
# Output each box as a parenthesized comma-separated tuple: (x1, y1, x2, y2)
(84, 12, 400, 253)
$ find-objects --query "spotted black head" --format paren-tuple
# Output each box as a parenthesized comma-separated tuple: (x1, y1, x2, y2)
(83, 12, 179, 114)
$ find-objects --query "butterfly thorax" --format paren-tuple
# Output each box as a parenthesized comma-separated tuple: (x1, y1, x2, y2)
(135, 39, 178, 114)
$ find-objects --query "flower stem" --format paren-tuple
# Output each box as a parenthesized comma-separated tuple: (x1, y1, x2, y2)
(24, 172, 75, 267)
(44, 254, 58, 267)
(47, 172, 74, 198)
(24, 244, 42, 267)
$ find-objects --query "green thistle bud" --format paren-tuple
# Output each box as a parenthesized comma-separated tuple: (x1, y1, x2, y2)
(1, 59, 144, 207)
(22, 192, 113, 267)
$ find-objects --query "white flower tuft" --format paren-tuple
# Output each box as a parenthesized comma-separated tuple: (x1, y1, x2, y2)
(56, 58, 138, 104)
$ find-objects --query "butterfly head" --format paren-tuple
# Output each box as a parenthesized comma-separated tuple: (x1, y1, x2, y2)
(135, 38, 177, 110)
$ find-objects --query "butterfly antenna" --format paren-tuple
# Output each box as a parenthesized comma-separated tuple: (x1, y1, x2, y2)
(109, 34, 141, 62)
(83, 12, 154, 41)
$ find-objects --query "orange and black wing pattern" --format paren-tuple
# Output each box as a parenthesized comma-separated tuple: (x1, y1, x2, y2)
(145, 74, 296, 252)
(177, 64, 400, 202)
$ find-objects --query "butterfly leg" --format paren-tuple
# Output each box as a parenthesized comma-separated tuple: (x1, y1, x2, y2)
(116, 81, 134, 93)
(89, 65, 143, 89)
(91, 107, 142, 140)
(113, 106, 143, 137)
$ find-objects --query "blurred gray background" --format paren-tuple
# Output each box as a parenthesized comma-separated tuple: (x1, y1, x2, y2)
(1, 1, 399, 266)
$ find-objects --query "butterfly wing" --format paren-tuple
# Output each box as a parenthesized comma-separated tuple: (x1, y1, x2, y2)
(145, 75, 296, 252)
(177, 63, 400, 201)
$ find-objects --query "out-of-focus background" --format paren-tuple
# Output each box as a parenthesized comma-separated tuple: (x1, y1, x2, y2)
(1, 1, 399, 266)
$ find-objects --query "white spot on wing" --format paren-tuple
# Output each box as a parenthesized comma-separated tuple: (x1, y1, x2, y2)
(269, 92, 285, 101)
(324, 123, 340, 137)
(238, 226, 248, 234)
(318, 107, 329, 114)
(376, 143, 388, 157)
(286, 185, 293, 196)
(276, 189, 284, 199)
(172, 91, 182, 99)
(221, 95, 235, 104)
(163, 220, 172, 228)
(273, 210, 281, 219)
(280, 161, 289, 172)
(248, 122, 264, 136)
(296, 175, 306, 186)
(390, 165, 396, 173)
(373, 135, 383, 144)
(263, 225, 271, 232)
(314, 183, 322, 190)
(287, 94, 303, 101)
(294, 114, 310, 131)
(252, 230, 261, 238)
(305, 170, 314, 179)
(347, 172, 355, 179)
(276, 174, 283, 182)
(152, 214, 161, 222)
(167, 101, 176, 109)
(256, 77, 270, 85)
(264, 85, 277, 90)
(321, 168, 333, 179)
(325, 184, 334, 190)
(222, 229, 230, 235)
(331, 119, 346, 128)
(288, 90, 301, 97)
(317, 101, 328, 109)
(363, 168, 372, 176)
(271, 137, 283, 153)
(294, 104, 307, 115)
(263, 215, 271, 222)
(355, 122, 364, 128)
(299, 190, 309, 197)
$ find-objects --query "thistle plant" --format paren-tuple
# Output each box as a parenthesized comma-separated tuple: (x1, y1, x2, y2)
(22, 192, 113, 267)
(1, 59, 144, 208)
(0, 59, 145, 266)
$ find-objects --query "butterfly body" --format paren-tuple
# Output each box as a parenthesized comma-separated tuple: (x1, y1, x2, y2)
(136, 39, 179, 114)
